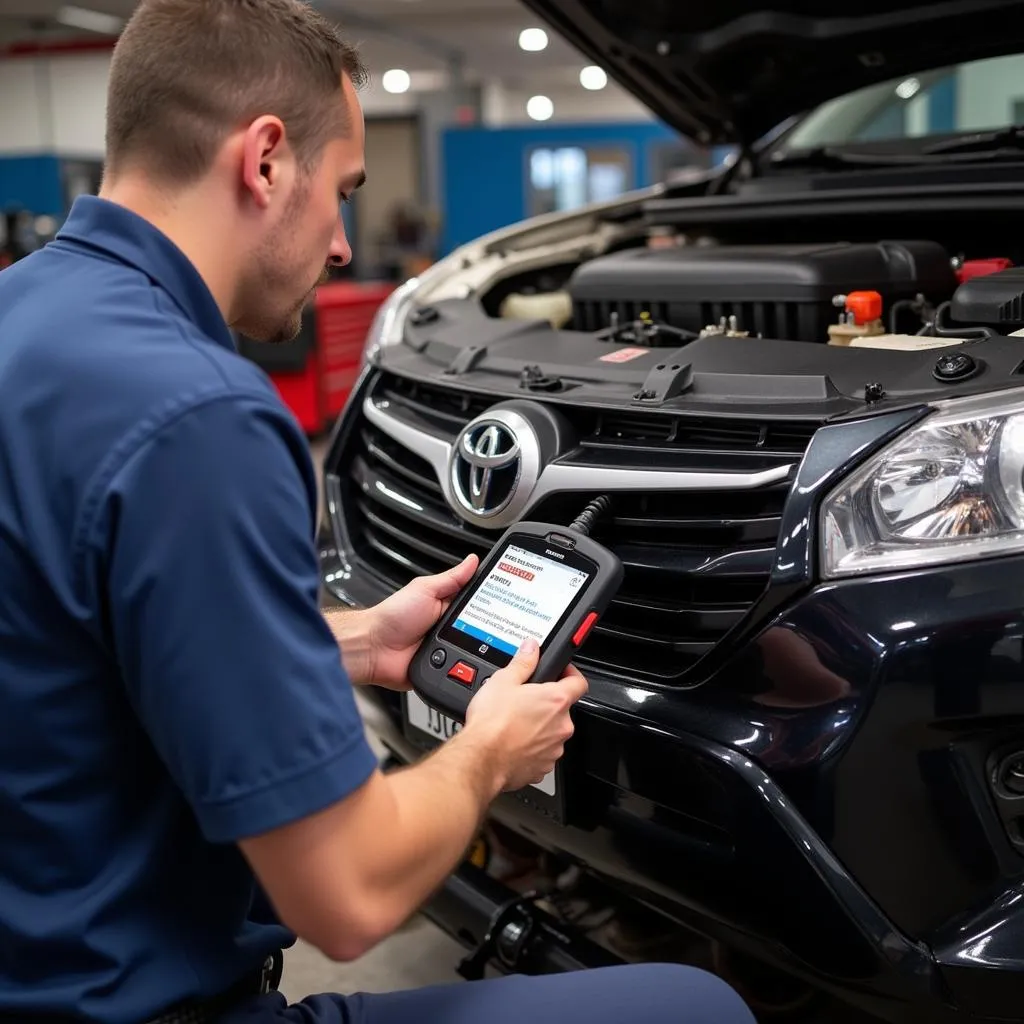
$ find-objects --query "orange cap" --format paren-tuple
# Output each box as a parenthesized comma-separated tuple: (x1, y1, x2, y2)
(845, 290, 883, 325)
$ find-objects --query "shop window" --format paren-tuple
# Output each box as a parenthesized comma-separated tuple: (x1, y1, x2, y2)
(528, 145, 632, 216)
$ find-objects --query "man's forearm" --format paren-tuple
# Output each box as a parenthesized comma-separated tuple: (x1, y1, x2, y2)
(323, 608, 375, 686)
(242, 721, 505, 961)
(351, 726, 505, 940)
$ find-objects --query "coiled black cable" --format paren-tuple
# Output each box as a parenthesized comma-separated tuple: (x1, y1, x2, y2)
(569, 495, 613, 536)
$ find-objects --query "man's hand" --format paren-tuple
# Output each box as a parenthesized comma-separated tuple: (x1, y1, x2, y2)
(240, 637, 589, 962)
(362, 554, 479, 690)
(463, 639, 588, 792)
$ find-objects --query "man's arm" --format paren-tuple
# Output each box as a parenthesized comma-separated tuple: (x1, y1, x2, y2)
(88, 390, 583, 963)
(239, 640, 581, 961)
(323, 556, 479, 691)
(323, 607, 374, 686)
(239, 708, 501, 960)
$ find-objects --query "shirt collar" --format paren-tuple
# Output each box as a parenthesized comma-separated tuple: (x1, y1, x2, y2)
(56, 195, 236, 353)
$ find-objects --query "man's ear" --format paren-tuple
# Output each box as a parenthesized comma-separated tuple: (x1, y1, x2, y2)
(240, 116, 290, 210)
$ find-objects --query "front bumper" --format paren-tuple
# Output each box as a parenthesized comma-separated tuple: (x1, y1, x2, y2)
(328, 542, 1024, 1023)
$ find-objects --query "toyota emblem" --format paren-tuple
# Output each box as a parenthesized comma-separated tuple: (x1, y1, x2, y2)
(446, 407, 545, 528)
(451, 420, 521, 516)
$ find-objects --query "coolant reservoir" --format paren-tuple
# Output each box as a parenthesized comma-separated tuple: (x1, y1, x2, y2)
(499, 291, 573, 329)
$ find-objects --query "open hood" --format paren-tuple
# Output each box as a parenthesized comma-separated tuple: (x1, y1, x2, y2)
(520, 0, 1024, 146)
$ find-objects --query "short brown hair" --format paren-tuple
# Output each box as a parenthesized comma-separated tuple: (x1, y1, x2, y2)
(105, 0, 367, 185)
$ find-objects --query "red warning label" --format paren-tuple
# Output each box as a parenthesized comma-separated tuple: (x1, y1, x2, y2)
(599, 347, 649, 364)
(499, 562, 535, 581)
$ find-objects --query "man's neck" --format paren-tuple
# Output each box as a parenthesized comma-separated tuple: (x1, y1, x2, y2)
(98, 176, 239, 323)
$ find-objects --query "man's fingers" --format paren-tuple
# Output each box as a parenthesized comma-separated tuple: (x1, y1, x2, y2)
(555, 670, 589, 704)
(494, 638, 539, 685)
(421, 554, 478, 601)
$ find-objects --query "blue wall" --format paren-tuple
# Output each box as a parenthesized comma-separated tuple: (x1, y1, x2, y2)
(0, 155, 65, 216)
(929, 75, 957, 134)
(440, 121, 679, 254)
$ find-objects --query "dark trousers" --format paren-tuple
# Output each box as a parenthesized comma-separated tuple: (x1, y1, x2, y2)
(219, 964, 757, 1024)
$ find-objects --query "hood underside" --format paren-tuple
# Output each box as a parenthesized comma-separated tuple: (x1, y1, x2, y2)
(520, 0, 1024, 146)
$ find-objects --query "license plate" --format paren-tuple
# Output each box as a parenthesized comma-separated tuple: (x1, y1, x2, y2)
(404, 692, 556, 796)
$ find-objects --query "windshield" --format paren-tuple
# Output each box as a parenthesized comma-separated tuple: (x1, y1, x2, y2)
(779, 52, 1024, 153)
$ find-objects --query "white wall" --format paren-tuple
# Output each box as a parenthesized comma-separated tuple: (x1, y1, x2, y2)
(48, 54, 112, 156)
(0, 58, 53, 153)
(0, 52, 110, 156)
(957, 53, 1024, 131)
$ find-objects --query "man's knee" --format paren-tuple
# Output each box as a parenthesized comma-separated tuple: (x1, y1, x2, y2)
(620, 963, 757, 1023)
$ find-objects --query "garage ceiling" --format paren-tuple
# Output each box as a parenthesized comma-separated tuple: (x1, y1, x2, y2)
(0, 0, 594, 87)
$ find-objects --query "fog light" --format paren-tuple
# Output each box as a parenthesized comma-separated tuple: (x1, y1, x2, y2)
(1001, 756, 1024, 795)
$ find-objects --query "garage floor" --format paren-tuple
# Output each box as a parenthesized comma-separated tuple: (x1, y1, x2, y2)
(278, 926, 465, 1004)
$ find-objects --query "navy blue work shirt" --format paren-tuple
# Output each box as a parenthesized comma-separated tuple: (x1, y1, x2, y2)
(0, 196, 379, 1022)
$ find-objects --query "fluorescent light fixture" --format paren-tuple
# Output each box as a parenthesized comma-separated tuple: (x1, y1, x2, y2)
(527, 95, 554, 121)
(56, 5, 124, 33)
(381, 68, 411, 94)
(518, 27, 548, 52)
(579, 65, 608, 90)
(895, 77, 921, 100)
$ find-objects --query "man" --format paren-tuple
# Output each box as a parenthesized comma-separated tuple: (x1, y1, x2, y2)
(0, 2, 756, 1023)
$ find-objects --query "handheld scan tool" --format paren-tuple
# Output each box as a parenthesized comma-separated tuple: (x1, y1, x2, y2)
(409, 498, 623, 721)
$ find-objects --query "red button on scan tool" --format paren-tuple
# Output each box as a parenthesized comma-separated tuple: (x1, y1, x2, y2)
(448, 661, 477, 686)
(572, 612, 599, 647)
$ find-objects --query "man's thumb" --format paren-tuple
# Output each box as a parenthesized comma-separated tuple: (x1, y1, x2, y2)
(498, 638, 540, 685)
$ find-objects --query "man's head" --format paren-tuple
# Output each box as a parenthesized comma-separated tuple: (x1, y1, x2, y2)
(103, 0, 368, 343)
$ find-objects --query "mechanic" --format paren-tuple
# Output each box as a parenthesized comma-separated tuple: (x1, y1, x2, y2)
(0, 2, 756, 1023)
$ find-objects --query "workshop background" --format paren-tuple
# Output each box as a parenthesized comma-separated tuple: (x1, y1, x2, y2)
(9, 0, 1024, 1013)
(0, 0, 714, 999)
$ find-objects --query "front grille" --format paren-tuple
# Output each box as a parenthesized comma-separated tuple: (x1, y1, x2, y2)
(338, 372, 815, 686)
(381, 372, 819, 456)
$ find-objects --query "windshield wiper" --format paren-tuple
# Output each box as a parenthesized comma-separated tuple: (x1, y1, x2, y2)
(922, 124, 1024, 155)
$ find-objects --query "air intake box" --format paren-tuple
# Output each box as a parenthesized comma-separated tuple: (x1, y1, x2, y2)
(568, 241, 957, 343)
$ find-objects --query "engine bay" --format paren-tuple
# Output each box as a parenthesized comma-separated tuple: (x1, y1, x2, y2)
(486, 232, 1024, 353)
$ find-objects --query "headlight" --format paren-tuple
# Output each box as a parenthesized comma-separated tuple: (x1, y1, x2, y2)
(821, 388, 1024, 578)
(362, 275, 426, 363)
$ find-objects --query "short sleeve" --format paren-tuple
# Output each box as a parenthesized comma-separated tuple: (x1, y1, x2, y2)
(85, 393, 378, 843)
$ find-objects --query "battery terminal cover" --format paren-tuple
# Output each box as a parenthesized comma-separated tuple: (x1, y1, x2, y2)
(828, 290, 886, 345)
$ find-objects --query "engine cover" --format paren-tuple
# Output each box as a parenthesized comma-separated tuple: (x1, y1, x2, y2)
(569, 241, 957, 343)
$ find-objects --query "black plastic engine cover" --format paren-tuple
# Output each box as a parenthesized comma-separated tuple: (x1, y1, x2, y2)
(950, 266, 1024, 329)
(569, 240, 957, 343)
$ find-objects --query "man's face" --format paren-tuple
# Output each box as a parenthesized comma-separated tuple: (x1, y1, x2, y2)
(235, 77, 366, 344)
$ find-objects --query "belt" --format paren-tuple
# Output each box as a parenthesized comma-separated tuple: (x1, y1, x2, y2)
(144, 951, 283, 1024)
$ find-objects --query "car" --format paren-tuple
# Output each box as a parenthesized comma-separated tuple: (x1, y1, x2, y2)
(317, 2, 1024, 1020)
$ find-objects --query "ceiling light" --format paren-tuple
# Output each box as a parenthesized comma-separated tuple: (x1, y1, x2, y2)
(55, 5, 124, 33)
(519, 28, 549, 52)
(579, 65, 608, 90)
(527, 95, 554, 122)
(382, 68, 411, 94)
(895, 77, 921, 100)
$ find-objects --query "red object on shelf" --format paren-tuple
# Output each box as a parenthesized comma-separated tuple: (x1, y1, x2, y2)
(252, 280, 395, 435)
(956, 257, 1013, 284)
